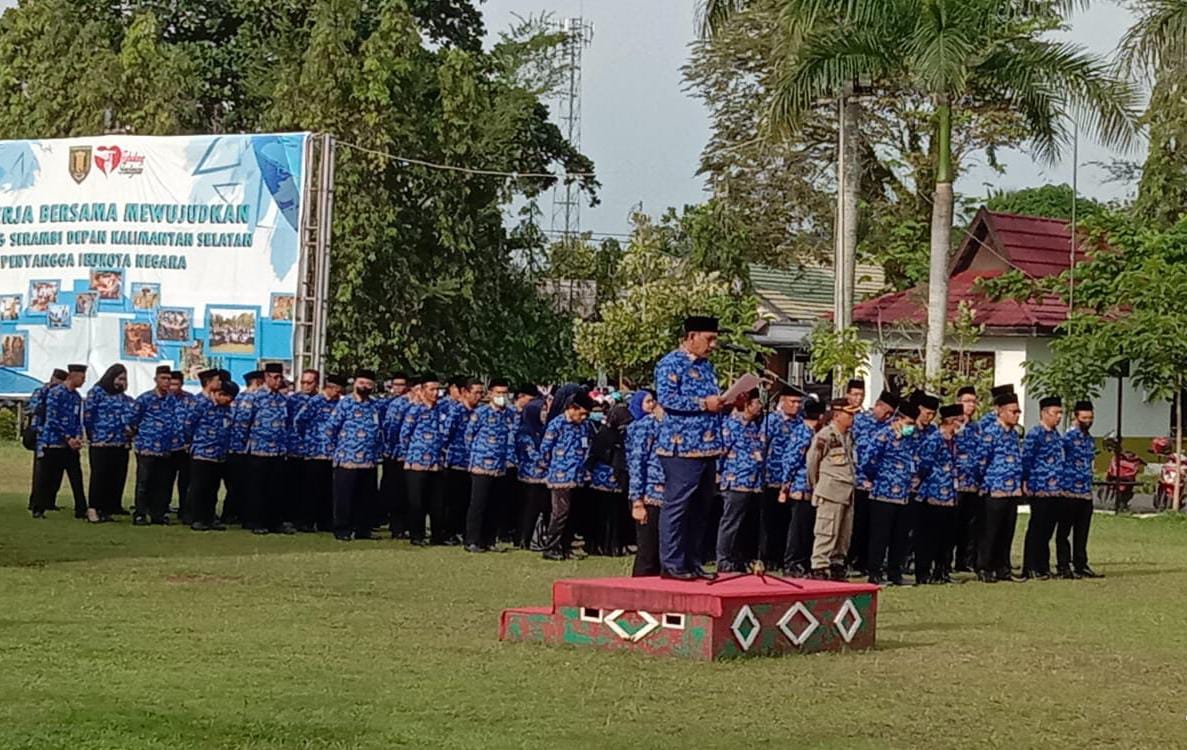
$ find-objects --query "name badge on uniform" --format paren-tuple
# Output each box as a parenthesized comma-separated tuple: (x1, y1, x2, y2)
(581, 437, 589, 449)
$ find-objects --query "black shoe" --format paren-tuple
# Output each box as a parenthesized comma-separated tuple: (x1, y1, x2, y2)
(278, 522, 297, 535)
(111, 507, 131, 516)
(867, 575, 885, 585)
(935, 574, 955, 585)
(976, 570, 997, 583)
(74, 510, 87, 520)
(914, 575, 931, 586)
(31, 511, 46, 519)
(954, 565, 972, 573)
(442, 537, 462, 547)
(297, 524, 316, 533)
(252, 527, 269, 535)
(1034, 570, 1052, 581)
(191, 522, 211, 532)
(887, 576, 906, 586)
(409, 538, 429, 547)
(334, 533, 352, 542)
(47, 505, 61, 511)
(221, 515, 240, 526)
(692, 568, 717, 581)
(210, 520, 227, 531)
(179, 516, 193, 526)
(660, 569, 697, 581)
(828, 565, 848, 581)
(132, 515, 149, 526)
(151, 517, 170, 526)
(464, 544, 486, 553)
(1076, 567, 1102, 579)
(542, 550, 566, 561)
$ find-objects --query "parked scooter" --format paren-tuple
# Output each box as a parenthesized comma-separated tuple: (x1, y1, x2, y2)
(1099, 437, 1146, 513)
(1150, 437, 1186, 511)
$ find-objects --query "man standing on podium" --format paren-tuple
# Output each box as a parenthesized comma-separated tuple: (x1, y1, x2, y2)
(654, 316, 729, 581)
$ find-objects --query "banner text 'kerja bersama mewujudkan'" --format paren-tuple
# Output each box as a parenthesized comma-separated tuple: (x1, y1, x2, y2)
(0, 133, 309, 394)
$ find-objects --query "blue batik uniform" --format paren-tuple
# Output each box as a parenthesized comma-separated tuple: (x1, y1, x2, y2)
(978, 411, 998, 430)
(654, 350, 723, 457)
(84, 387, 132, 447)
(763, 411, 802, 488)
(186, 396, 233, 462)
(38, 385, 82, 451)
(852, 411, 889, 490)
(245, 389, 289, 457)
(626, 415, 664, 505)
(980, 420, 1024, 497)
(719, 415, 767, 493)
(295, 394, 340, 461)
(863, 428, 917, 505)
(917, 430, 958, 506)
(467, 404, 516, 477)
(382, 396, 412, 461)
(1022, 425, 1065, 497)
(539, 414, 591, 489)
(507, 406, 524, 472)
(443, 403, 474, 470)
(780, 420, 814, 500)
(909, 424, 937, 497)
(1062, 428, 1096, 500)
(286, 392, 312, 458)
(28, 384, 50, 431)
(129, 390, 178, 456)
(228, 391, 254, 455)
(589, 462, 620, 492)
(326, 396, 384, 468)
(401, 402, 448, 472)
(955, 420, 983, 493)
(515, 430, 547, 483)
(171, 391, 198, 452)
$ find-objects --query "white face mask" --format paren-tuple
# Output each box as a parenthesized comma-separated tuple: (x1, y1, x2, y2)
(493, 395, 507, 408)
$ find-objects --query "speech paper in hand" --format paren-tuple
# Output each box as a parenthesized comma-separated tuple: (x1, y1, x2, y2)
(721, 373, 761, 404)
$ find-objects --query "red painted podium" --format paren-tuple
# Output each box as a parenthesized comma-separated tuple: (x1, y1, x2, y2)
(500, 574, 879, 660)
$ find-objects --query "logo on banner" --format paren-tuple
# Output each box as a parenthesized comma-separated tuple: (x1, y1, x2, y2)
(68, 146, 92, 183)
(94, 145, 145, 177)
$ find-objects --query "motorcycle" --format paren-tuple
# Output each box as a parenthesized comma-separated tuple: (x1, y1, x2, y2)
(1150, 437, 1187, 511)
(1098, 437, 1146, 513)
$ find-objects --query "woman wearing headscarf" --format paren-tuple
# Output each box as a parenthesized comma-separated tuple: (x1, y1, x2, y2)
(515, 399, 550, 549)
(626, 390, 664, 575)
(83, 364, 133, 522)
(586, 403, 634, 556)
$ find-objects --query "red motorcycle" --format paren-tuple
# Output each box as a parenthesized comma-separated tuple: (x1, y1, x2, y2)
(1097, 438, 1146, 513)
(1150, 437, 1186, 512)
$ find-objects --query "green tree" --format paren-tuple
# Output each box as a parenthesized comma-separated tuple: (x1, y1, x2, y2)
(0, 1, 597, 382)
(807, 323, 871, 385)
(573, 212, 766, 385)
(985, 184, 1109, 221)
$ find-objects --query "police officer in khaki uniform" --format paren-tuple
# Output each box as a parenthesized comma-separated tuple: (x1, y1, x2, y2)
(808, 399, 859, 580)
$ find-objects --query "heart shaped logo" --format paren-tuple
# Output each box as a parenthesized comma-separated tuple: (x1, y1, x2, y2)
(94, 145, 122, 176)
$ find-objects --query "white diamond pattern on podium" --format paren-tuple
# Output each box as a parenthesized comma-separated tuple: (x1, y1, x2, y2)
(731, 605, 761, 652)
(777, 601, 819, 647)
(603, 609, 660, 643)
(833, 598, 862, 643)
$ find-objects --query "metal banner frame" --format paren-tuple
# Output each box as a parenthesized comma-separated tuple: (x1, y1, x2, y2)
(293, 133, 336, 375)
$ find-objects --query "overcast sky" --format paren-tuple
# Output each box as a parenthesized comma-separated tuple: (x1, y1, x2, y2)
(0, 0, 1143, 234)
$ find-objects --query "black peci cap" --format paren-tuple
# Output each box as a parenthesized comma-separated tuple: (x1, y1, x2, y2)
(990, 384, 1015, 399)
(67, 364, 87, 374)
(939, 404, 963, 419)
(1073, 400, 1094, 413)
(220, 381, 240, 398)
(326, 374, 348, 388)
(155, 365, 172, 376)
(683, 315, 723, 334)
(52, 368, 69, 380)
(913, 392, 940, 411)
(516, 383, 542, 399)
(170, 370, 183, 380)
(957, 385, 977, 398)
(263, 363, 284, 375)
(197, 369, 219, 384)
(829, 398, 859, 414)
(877, 390, 900, 409)
(420, 372, 440, 385)
(898, 401, 920, 420)
(847, 378, 865, 391)
(803, 398, 825, 419)
(571, 391, 596, 411)
(243, 370, 263, 385)
(1039, 396, 1062, 410)
(780, 384, 806, 398)
(354, 368, 377, 381)
(995, 392, 1019, 407)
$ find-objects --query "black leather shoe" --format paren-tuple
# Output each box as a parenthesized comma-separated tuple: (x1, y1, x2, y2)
(936, 574, 955, 584)
(692, 568, 717, 581)
(828, 565, 848, 581)
(464, 544, 486, 553)
(914, 575, 931, 586)
(252, 527, 269, 535)
(1076, 567, 1102, 579)
(1034, 571, 1052, 581)
(31, 511, 46, 519)
(409, 538, 429, 547)
(660, 569, 697, 581)
(867, 575, 885, 585)
(111, 507, 130, 516)
(976, 570, 997, 583)
(210, 520, 227, 531)
(132, 515, 149, 526)
(542, 550, 567, 561)
(334, 533, 352, 542)
(190, 522, 210, 531)
(887, 576, 906, 586)
(151, 517, 170, 526)
(74, 511, 87, 520)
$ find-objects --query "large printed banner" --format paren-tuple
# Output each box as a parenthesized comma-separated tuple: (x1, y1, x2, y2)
(0, 132, 310, 395)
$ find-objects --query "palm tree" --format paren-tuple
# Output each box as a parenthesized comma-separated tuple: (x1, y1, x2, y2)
(759, 0, 1140, 379)
(1120, 0, 1187, 76)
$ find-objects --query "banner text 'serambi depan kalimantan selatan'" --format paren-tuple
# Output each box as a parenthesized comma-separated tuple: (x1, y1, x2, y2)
(0, 133, 310, 395)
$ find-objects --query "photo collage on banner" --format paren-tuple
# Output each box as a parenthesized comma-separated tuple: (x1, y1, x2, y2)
(0, 133, 311, 394)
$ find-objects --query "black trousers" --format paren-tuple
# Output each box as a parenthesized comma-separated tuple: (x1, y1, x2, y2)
(500, 468, 522, 543)
(248, 455, 287, 530)
(172, 449, 191, 518)
(517, 481, 549, 549)
(915, 502, 957, 580)
(405, 469, 447, 543)
(134, 454, 174, 520)
(301, 459, 334, 531)
(868, 501, 911, 579)
(332, 466, 377, 537)
(541, 487, 575, 554)
(381, 459, 405, 534)
(979, 496, 1018, 574)
(783, 500, 817, 573)
(28, 451, 41, 510)
(589, 489, 630, 557)
(632, 505, 661, 577)
(34, 446, 86, 514)
(465, 473, 503, 548)
(87, 446, 129, 515)
(221, 453, 248, 523)
(758, 486, 790, 566)
(1055, 497, 1093, 572)
(847, 488, 871, 570)
(445, 468, 470, 540)
(1022, 496, 1059, 574)
(954, 491, 983, 570)
(187, 459, 224, 525)
(716, 490, 757, 572)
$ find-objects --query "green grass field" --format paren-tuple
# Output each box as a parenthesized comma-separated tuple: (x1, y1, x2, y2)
(1, 443, 1184, 749)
